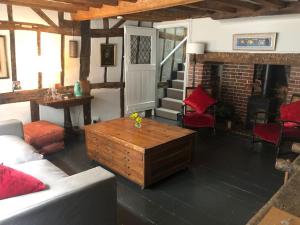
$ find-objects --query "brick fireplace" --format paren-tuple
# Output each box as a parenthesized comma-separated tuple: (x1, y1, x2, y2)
(188, 53, 300, 125)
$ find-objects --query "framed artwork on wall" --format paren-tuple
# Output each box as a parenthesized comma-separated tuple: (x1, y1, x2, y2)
(0, 36, 9, 79)
(233, 33, 277, 51)
(100, 44, 116, 67)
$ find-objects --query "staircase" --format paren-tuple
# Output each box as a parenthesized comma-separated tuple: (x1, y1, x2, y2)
(156, 70, 185, 120)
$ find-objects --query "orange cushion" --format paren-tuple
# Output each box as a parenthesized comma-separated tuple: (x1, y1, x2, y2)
(38, 142, 64, 155)
(24, 121, 64, 150)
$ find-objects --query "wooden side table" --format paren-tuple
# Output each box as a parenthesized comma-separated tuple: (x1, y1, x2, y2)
(30, 95, 94, 134)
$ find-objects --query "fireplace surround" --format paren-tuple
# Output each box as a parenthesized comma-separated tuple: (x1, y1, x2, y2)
(188, 53, 300, 126)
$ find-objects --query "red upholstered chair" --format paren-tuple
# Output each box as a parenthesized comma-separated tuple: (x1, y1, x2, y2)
(252, 100, 300, 156)
(178, 86, 217, 134)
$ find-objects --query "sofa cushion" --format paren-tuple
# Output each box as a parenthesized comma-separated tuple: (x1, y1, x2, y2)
(0, 165, 47, 200)
(10, 160, 68, 186)
(0, 135, 43, 166)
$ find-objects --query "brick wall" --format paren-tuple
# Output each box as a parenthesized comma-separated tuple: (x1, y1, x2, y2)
(188, 61, 254, 123)
(188, 61, 300, 124)
(287, 66, 300, 102)
(221, 64, 254, 122)
(187, 62, 212, 89)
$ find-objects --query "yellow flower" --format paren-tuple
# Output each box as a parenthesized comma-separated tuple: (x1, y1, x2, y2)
(135, 117, 142, 124)
(130, 112, 138, 120)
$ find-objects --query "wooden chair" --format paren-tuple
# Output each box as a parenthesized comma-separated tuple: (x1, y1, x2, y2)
(178, 87, 216, 134)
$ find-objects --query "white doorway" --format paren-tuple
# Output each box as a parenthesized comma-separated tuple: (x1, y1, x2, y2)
(124, 26, 157, 114)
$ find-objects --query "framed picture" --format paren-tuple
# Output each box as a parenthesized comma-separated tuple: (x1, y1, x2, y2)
(0, 36, 9, 79)
(12, 81, 21, 92)
(233, 33, 277, 51)
(100, 44, 116, 67)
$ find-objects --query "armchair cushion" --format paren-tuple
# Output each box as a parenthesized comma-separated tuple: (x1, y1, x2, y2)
(253, 123, 281, 145)
(280, 100, 300, 122)
(0, 165, 46, 200)
(183, 86, 216, 114)
(183, 112, 215, 128)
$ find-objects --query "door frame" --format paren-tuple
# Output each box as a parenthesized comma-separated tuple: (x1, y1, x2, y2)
(153, 19, 192, 100)
(124, 25, 158, 114)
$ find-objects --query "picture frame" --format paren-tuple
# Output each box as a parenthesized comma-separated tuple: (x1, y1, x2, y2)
(100, 44, 116, 67)
(233, 33, 277, 51)
(0, 35, 9, 79)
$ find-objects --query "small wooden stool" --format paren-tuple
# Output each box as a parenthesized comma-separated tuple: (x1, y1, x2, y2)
(24, 120, 64, 155)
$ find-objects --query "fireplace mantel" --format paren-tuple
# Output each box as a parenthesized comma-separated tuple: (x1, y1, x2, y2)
(196, 52, 300, 66)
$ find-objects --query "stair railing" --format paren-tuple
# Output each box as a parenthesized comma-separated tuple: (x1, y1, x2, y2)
(160, 36, 188, 68)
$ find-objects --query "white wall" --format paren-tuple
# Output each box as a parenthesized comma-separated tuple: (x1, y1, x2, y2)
(190, 14, 300, 53)
(0, 4, 142, 125)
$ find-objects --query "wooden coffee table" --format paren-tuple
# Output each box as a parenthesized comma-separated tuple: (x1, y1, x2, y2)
(85, 118, 196, 188)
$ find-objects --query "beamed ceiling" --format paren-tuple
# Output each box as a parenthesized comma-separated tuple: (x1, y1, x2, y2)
(2, 0, 300, 21)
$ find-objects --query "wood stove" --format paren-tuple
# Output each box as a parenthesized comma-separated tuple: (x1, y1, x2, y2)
(246, 64, 289, 128)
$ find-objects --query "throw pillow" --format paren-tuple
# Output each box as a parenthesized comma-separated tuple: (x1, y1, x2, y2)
(0, 135, 43, 166)
(0, 165, 47, 200)
(183, 86, 216, 114)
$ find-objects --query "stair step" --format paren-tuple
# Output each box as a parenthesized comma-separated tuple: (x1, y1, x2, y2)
(177, 71, 185, 80)
(167, 88, 183, 100)
(156, 108, 179, 121)
(162, 97, 183, 111)
(172, 79, 184, 89)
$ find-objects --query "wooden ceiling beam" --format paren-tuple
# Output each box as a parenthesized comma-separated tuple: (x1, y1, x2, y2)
(211, 0, 261, 11)
(211, 1, 299, 20)
(53, 0, 103, 8)
(2, 0, 90, 12)
(186, 1, 237, 14)
(123, 7, 212, 22)
(254, 0, 287, 8)
(71, 0, 204, 21)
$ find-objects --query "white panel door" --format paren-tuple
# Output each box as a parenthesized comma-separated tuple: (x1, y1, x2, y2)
(124, 26, 157, 114)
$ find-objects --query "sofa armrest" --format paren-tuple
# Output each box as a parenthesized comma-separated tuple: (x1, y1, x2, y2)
(0, 119, 24, 139)
(0, 167, 117, 225)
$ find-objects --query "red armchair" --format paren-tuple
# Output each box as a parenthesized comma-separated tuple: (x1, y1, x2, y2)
(178, 86, 217, 134)
(252, 100, 300, 156)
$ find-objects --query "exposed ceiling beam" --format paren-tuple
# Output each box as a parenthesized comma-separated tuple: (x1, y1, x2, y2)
(2, 0, 90, 12)
(254, 0, 287, 8)
(71, 0, 205, 21)
(123, 6, 212, 22)
(52, 0, 103, 8)
(211, 0, 261, 11)
(186, 1, 237, 13)
(211, 1, 298, 20)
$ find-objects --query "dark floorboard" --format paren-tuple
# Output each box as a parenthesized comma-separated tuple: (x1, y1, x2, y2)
(47, 118, 283, 225)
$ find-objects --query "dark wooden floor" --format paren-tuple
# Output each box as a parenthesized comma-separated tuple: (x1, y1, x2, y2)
(47, 118, 283, 225)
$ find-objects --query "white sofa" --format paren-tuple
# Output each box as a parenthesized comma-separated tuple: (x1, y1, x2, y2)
(0, 119, 117, 225)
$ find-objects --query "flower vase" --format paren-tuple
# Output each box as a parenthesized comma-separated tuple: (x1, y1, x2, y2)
(74, 81, 82, 97)
(135, 122, 142, 129)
